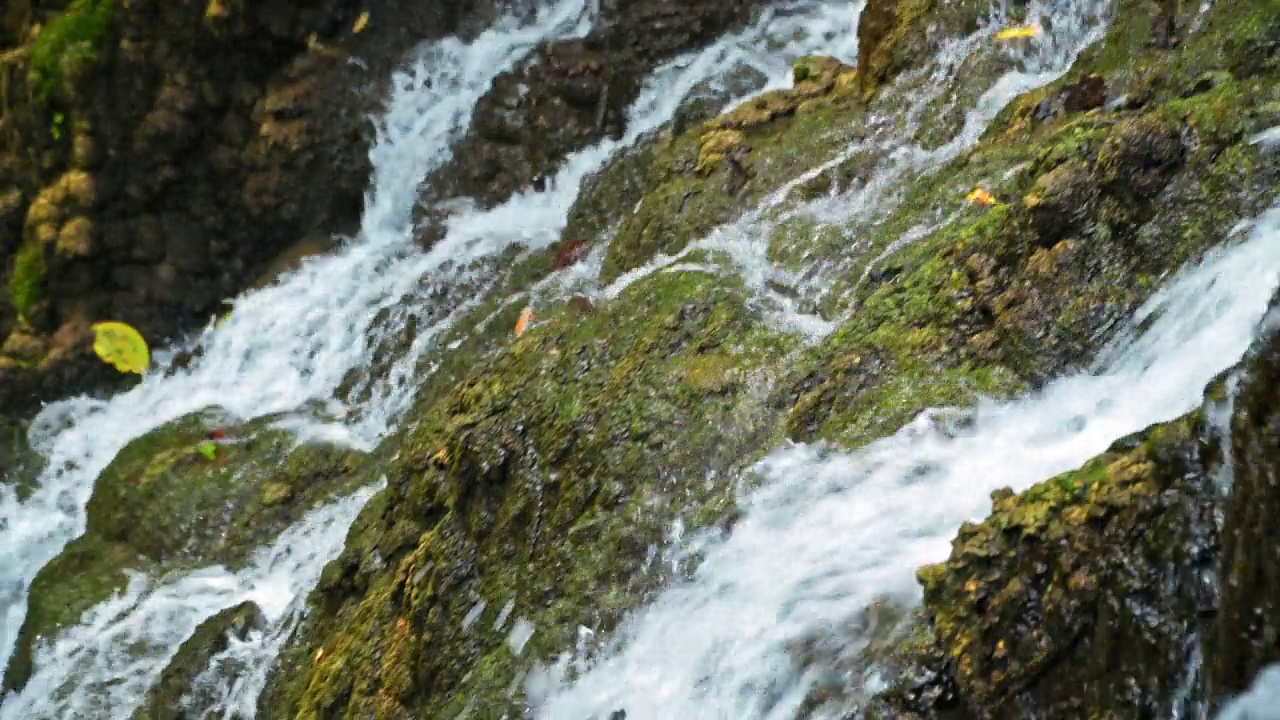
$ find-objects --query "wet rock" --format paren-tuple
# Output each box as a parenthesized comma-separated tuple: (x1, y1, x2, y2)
(133, 601, 268, 720)
(1060, 73, 1106, 113)
(872, 415, 1222, 719)
(0, 0, 508, 417)
(1208, 289, 1280, 701)
(415, 0, 767, 215)
(0, 408, 371, 696)
(257, 270, 789, 718)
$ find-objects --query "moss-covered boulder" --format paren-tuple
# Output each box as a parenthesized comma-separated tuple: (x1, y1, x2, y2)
(133, 600, 267, 720)
(908, 417, 1218, 718)
(774, 0, 1280, 446)
(864, 283, 1280, 719)
(259, 268, 794, 718)
(1, 408, 371, 696)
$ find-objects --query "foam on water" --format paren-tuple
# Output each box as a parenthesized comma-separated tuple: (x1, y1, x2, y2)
(0, 1, 865, 715)
(531, 197, 1280, 718)
(1, 0, 594, 693)
(0, 485, 377, 720)
(1217, 665, 1280, 720)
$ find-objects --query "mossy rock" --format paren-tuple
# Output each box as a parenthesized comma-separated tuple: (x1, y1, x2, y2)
(27, 0, 114, 102)
(82, 408, 368, 566)
(868, 414, 1219, 718)
(773, 0, 1280, 447)
(2, 407, 372, 696)
(0, 415, 45, 500)
(1208, 287, 1280, 702)
(133, 600, 267, 720)
(259, 268, 795, 718)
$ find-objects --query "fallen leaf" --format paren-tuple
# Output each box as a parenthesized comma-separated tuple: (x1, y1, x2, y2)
(967, 187, 997, 206)
(353, 11, 369, 33)
(196, 441, 218, 461)
(430, 447, 449, 468)
(995, 24, 1041, 40)
(515, 307, 535, 336)
(91, 321, 150, 374)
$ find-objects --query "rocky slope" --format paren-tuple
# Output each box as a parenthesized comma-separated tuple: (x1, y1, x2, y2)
(252, 0, 1280, 717)
(0, 0, 768, 420)
(7, 0, 1280, 717)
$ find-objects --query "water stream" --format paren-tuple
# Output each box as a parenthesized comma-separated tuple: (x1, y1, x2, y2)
(532, 191, 1280, 720)
(0, 1, 862, 716)
(2, 0, 1276, 716)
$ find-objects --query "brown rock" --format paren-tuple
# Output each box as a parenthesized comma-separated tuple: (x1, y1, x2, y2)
(1061, 74, 1106, 113)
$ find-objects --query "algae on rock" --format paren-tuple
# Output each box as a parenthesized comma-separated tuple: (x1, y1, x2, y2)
(259, 268, 796, 718)
(1, 407, 372, 697)
(253, 0, 1280, 716)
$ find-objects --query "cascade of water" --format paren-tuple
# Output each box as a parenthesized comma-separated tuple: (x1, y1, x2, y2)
(0, 485, 378, 720)
(350, 0, 865, 434)
(529, 164, 1280, 720)
(0, 0, 594, 695)
(591, 0, 1112, 341)
(0, 2, 865, 716)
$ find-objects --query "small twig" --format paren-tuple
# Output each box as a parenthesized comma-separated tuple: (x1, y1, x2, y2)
(594, 82, 609, 132)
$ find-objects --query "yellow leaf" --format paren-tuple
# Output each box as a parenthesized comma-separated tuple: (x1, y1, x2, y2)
(430, 447, 449, 468)
(353, 11, 369, 33)
(91, 321, 150, 374)
(966, 187, 996, 206)
(995, 24, 1041, 40)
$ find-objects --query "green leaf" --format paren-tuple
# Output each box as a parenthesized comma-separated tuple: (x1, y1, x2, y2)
(196, 441, 217, 461)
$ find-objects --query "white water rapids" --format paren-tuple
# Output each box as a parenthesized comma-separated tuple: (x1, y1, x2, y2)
(1, 0, 1276, 717)
(532, 206, 1280, 719)
(0, 1, 861, 717)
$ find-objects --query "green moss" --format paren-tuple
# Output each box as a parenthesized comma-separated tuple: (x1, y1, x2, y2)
(263, 268, 797, 718)
(255, 0, 1280, 714)
(1, 534, 149, 694)
(27, 0, 113, 102)
(133, 601, 266, 720)
(905, 414, 1207, 717)
(1, 408, 373, 698)
(9, 239, 45, 320)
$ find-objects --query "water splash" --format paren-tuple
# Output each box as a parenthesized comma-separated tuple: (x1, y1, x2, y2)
(531, 208, 1280, 718)
(1216, 665, 1280, 720)
(0, 484, 377, 720)
(590, 0, 1112, 340)
(0, 0, 593, 689)
(0, 1, 864, 715)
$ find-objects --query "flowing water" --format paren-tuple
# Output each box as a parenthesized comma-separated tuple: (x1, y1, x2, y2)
(2, 0, 1275, 716)
(0, 1, 862, 716)
(531, 192, 1280, 720)
(0, 4, 596, 708)
(592, 0, 1112, 341)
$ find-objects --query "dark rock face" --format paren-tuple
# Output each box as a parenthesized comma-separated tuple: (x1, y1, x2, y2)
(0, 0, 502, 417)
(909, 418, 1222, 719)
(1208, 292, 1280, 702)
(414, 0, 767, 231)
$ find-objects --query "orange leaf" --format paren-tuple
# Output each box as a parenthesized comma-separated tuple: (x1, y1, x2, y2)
(515, 307, 534, 336)
(967, 187, 996, 206)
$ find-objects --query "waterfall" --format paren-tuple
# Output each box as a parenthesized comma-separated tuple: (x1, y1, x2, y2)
(0, 0, 596, 711)
(530, 189, 1280, 720)
(0, 1, 865, 717)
